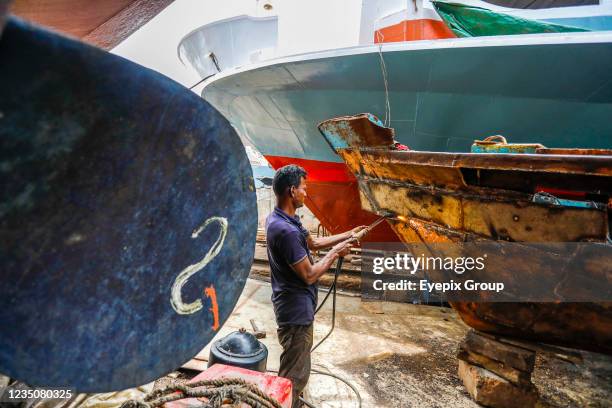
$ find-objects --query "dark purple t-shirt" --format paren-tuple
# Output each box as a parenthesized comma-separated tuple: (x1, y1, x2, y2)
(266, 207, 317, 326)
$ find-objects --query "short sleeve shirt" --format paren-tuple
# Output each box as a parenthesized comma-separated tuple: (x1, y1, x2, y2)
(265, 207, 317, 326)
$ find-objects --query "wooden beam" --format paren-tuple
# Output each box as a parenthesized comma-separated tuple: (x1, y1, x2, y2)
(11, 0, 173, 49)
(82, 0, 174, 50)
(461, 330, 536, 372)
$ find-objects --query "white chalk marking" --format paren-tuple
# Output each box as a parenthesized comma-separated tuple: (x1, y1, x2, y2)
(170, 216, 228, 315)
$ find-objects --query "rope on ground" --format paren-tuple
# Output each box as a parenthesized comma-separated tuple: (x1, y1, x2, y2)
(120, 377, 283, 408)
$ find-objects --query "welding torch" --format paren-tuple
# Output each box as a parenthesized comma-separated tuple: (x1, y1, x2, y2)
(332, 215, 387, 274)
(348, 216, 386, 244)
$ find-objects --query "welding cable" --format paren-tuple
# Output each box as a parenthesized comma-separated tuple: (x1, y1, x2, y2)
(313, 258, 340, 315)
(282, 366, 363, 408)
(298, 396, 318, 408)
(311, 257, 342, 352)
(297, 367, 363, 408)
(309, 368, 362, 408)
(315, 217, 385, 318)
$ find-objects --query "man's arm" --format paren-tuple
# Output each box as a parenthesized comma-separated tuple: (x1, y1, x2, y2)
(307, 225, 367, 251)
(292, 240, 352, 285)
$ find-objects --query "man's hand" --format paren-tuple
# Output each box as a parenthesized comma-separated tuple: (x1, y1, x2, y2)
(350, 225, 368, 240)
(308, 225, 367, 251)
(293, 239, 353, 285)
(331, 239, 353, 258)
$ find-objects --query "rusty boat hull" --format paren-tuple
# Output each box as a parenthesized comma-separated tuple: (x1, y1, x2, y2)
(319, 113, 612, 354)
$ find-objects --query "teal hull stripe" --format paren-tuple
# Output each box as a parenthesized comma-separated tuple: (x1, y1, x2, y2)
(544, 16, 612, 31)
(204, 38, 612, 163)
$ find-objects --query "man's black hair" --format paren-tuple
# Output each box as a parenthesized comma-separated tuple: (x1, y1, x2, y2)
(272, 164, 307, 196)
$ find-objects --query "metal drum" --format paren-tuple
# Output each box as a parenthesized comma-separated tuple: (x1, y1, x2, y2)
(0, 18, 257, 392)
(208, 330, 268, 372)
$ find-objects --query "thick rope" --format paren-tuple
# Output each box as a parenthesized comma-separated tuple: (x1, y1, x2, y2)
(120, 377, 283, 408)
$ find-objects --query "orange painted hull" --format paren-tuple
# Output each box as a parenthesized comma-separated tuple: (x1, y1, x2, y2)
(375, 19, 455, 43)
(265, 155, 400, 243)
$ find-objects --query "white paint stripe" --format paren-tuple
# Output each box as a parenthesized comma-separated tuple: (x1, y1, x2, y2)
(375, 8, 444, 28)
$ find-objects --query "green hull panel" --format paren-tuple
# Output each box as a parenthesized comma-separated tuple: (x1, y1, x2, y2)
(432, 1, 589, 37)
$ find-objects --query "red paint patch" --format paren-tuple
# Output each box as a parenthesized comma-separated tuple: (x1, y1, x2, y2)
(164, 364, 293, 408)
(204, 285, 220, 331)
(375, 19, 455, 42)
(265, 156, 355, 183)
(263, 155, 401, 243)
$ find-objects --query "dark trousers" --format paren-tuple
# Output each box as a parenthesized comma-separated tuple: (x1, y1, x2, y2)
(277, 323, 313, 408)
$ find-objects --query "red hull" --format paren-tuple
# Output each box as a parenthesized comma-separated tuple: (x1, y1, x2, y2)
(266, 156, 400, 243)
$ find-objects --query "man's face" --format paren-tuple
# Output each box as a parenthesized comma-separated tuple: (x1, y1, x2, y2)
(291, 177, 307, 208)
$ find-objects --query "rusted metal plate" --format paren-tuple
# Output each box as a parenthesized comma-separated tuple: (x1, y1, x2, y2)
(536, 147, 612, 156)
(452, 302, 612, 354)
(319, 113, 612, 353)
(471, 135, 544, 154)
(365, 149, 612, 178)
(361, 181, 608, 242)
(320, 114, 612, 178)
(0, 19, 256, 392)
(318, 113, 395, 150)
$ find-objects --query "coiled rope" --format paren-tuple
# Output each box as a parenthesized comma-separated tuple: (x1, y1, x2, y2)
(120, 378, 283, 408)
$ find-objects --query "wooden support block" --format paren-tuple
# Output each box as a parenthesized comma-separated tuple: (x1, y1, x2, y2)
(457, 348, 531, 387)
(458, 360, 538, 408)
(478, 331, 583, 365)
(461, 330, 535, 373)
(181, 358, 209, 372)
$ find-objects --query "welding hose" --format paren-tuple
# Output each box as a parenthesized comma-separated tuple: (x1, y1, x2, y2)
(309, 368, 362, 408)
(304, 256, 362, 407)
(313, 256, 341, 316)
(296, 367, 364, 408)
(311, 256, 342, 352)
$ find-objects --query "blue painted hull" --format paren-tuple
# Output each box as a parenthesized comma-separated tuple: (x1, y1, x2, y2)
(203, 33, 612, 163)
(0, 18, 257, 392)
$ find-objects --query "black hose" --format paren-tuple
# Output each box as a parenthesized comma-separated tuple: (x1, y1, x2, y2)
(311, 257, 342, 352)
(314, 258, 340, 315)
(298, 396, 318, 408)
(296, 367, 363, 408)
(310, 368, 362, 408)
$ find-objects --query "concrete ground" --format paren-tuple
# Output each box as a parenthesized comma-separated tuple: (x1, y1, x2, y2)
(7, 278, 609, 407)
(192, 279, 612, 408)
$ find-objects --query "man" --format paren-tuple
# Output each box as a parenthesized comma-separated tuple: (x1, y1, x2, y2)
(265, 164, 365, 407)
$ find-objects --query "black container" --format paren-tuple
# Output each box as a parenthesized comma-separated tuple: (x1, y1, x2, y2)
(208, 329, 268, 372)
